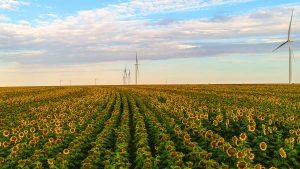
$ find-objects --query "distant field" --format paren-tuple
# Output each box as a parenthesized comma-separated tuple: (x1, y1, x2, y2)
(0, 85, 300, 169)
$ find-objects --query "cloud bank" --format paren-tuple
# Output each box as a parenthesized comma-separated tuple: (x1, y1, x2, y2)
(0, 1, 299, 66)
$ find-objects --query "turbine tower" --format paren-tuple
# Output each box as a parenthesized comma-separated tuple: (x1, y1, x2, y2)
(128, 70, 131, 85)
(135, 52, 139, 85)
(273, 9, 295, 84)
(123, 67, 128, 85)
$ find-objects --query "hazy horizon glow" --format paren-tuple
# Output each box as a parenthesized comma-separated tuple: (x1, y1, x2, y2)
(0, 0, 300, 86)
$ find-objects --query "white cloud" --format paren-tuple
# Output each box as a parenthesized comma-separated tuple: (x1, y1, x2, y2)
(0, 14, 9, 21)
(0, 0, 29, 10)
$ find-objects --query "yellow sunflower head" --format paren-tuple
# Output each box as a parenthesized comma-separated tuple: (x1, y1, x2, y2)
(279, 148, 287, 158)
(259, 142, 267, 151)
(239, 133, 247, 141)
(237, 161, 247, 169)
(63, 149, 70, 155)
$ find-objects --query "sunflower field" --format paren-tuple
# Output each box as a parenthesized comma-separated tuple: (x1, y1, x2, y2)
(0, 85, 300, 169)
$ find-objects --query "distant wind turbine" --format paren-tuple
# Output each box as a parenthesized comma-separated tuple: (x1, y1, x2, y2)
(273, 9, 295, 84)
(135, 52, 139, 85)
(128, 70, 131, 85)
(123, 67, 128, 85)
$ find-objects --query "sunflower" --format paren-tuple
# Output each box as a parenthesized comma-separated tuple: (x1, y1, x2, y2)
(268, 127, 273, 134)
(269, 167, 277, 169)
(236, 151, 246, 159)
(48, 137, 54, 143)
(43, 129, 48, 135)
(205, 130, 213, 139)
(30, 127, 36, 133)
(200, 114, 205, 119)
(31, 156, 37, 161)
(289, 129, 295, 135)
(3, 130, 9, 137)
(237, 161, 247, 169)
(175, 160, 184, 167)
(213, 120, 218, 126)
(223, 144, 231, 151)
(289, 137, 295, 143)
(222, 165, 229, 169)
(211, 141, 218, 148)
(254, 164, 263, 169)
(63, 149, 70, 155)
(24, 130, 28, 134)
(29, 140, 36, 147)
(55, 128, 62, 134)
(226, 147, 237, 157)
(47, 159, 54, 165)
(232, 136, 238, 143)
(56, 138, 62, 144)
(36, 161, 43, 169)
(217, 140, 224, 147)
(259, 142, 267, 151)
(2, 141, 9, 148)
(233, 116, 238, 122)
(204, 114, 209, 119)
(18, 132, 24, 138)
(249, 153, 255, 160)
(225, 119, 229, 126)
(296, 129, 300, 136)
(186, 161, 193, 168)
(184, 134, 191, 141)
(0, 157, 5, 164)
(10, 151, 17, 158)
(10, 136, 17, 142)
(279, 148, 287, 158)
(248, 125, 256, 132)
(239, 133, 247, 141)
(174, 126, 180, 132)
(268, 119, 273, 125)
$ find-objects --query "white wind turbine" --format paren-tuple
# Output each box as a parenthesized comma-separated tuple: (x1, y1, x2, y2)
(123, 67, 128, 85)
(273, 9, 295, 84)
(135, 52, 139, 85)
(128, 70, 131, 85)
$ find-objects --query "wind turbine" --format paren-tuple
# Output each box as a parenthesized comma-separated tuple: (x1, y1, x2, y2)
(273, 9, 295, 84)
(123, 67, 128, 85)
(135, 52, 139, 85)
(128, 70, 131, 85)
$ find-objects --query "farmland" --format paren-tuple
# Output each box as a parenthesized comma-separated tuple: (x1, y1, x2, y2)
(0, 85, 300, 169)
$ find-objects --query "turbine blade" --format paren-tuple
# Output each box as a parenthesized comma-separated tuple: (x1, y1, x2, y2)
(288, 9, 294, 41)
(136, 51, 138, 63)
(272, 41, 288, 52)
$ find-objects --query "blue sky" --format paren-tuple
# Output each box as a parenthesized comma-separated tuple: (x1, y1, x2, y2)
(0, 0, 299, 86)
(1, 0, 298, 23)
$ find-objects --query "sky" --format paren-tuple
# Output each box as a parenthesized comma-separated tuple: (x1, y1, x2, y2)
(0, 0, 300, 86)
